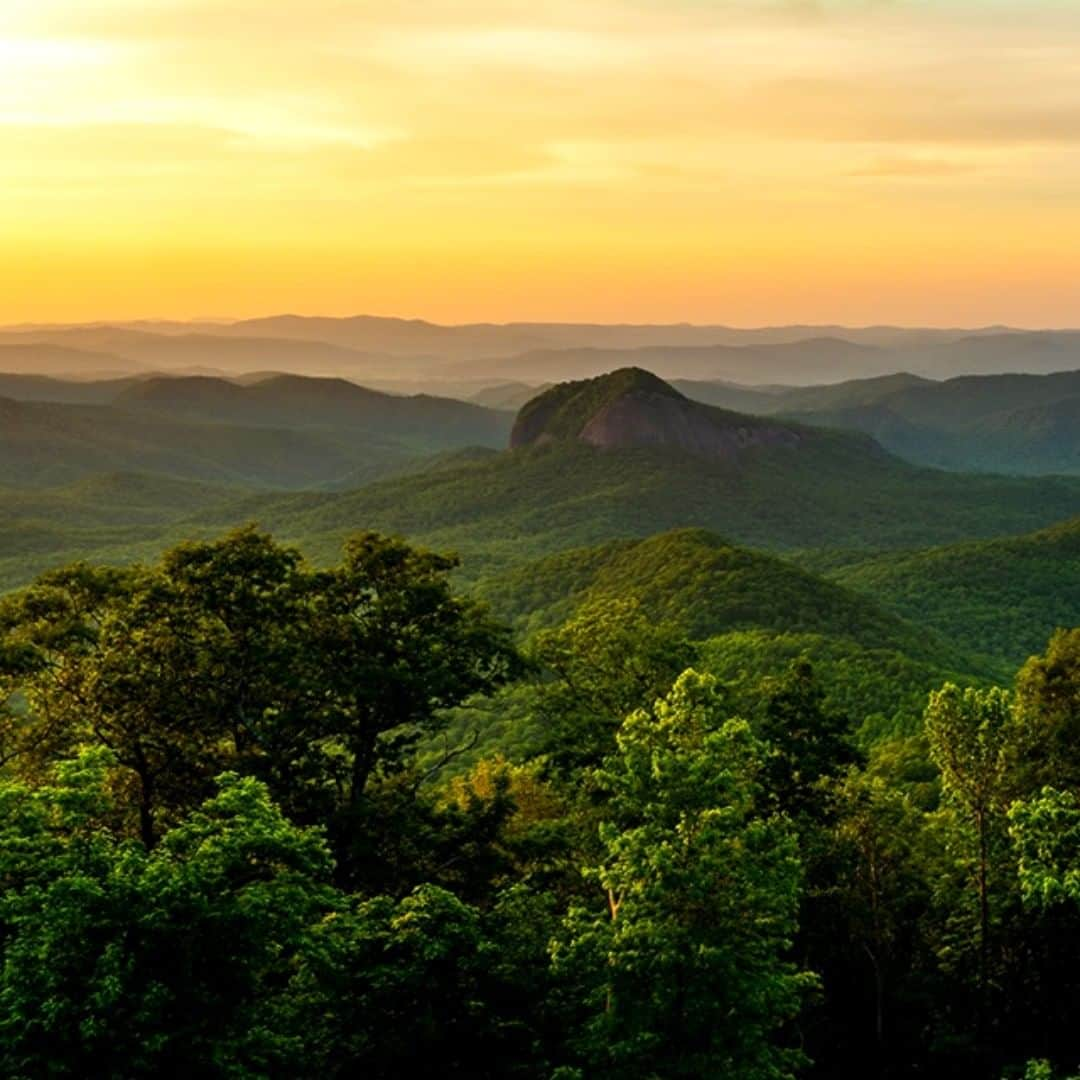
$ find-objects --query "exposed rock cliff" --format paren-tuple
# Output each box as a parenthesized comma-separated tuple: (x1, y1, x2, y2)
(510, 367, 802, 459)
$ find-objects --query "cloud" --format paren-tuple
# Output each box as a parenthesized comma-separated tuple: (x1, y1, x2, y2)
(4, 0, 1080, 324)
(847, 155, 980, 177)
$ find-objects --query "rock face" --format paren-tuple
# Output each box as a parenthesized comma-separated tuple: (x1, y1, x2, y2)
(510, 367, 803, 460)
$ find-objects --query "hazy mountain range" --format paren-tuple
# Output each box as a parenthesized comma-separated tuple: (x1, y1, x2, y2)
(7, 359, 1080, 478)
(4, 315, 1080, 387)
(3, 364, 1080, 685)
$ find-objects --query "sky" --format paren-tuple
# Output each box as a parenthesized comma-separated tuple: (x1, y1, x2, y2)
(3, 0, 1080, 326)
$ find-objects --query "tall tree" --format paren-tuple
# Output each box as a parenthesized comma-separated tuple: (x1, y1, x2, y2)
(924, 684, 1015, 1022)
(755, 658, 860, 821)
(553, 670, 813, 1079)
(1014, 629, 1080, 794)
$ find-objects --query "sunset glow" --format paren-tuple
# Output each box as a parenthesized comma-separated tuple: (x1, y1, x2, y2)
(4, 0, 1080, 325)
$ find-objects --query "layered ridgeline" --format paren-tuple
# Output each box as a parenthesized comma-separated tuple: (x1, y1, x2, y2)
(239, 369, 1080, 576)
(675, 368, 1080, 475)
(5, 366, 1078, 586)
(0, 374, 511, 489)
(9, 316, 1080, 382)
(4, 366, 1080, 615)
(472, 528, 994, 738)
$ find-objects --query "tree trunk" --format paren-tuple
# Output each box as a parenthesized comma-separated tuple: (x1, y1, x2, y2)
(976, 808, 990, 1039)
(349, 730, 378, 810)
(133, 747, 157, 849)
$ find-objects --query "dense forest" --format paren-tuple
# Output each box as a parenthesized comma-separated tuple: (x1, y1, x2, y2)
(2, 365, 1080, 1077)
(0, 524, 1078, 1079)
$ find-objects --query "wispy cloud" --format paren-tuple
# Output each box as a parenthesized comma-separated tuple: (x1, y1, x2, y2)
(847, 155, 980, 177)
(3, 0, 1080, 324)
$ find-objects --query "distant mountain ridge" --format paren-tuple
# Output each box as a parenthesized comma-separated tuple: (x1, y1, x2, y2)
(0, 374, 511, 490)
(6, 315, 1080, 384)
(115, 373, 509, 443)
(192, 368, 1080, 579)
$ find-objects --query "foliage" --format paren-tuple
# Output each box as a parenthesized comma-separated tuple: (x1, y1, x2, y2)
(0, 759, 336, 1077)
(0, 527, 519, 865)
(1014, 628, 1080, 791)
(753, 658, 861, 820)
(829, 518, 1080, 666)
(477, 529, 975, 671)
(527, 596, 696, 774)
(1010, 788, 1080, 909)
(553, 671, 814, 1079)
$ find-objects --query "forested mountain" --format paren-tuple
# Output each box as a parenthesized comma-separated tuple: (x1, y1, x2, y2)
(232, 370, 1080, 576)
(471, 529, 994, 738)
(0, 395, 423, 489)
(0, 377, 510, 491)
(3, 522, 1080, 1078)
(116, 374, 510, 443)
(824, 517, 1080, 666)
(4, 347, 1080, 1079)
(675, 367, 1080, 475)
(476, 528, 970, 661)
(0, 372, 141, 404)
(4, 367, 1080, 590)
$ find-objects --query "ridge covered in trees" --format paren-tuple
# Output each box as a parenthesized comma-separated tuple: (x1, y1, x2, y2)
(1, 526, 1080, 1078)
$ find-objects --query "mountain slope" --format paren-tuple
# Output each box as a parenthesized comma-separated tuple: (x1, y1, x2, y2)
(0, 374, 512, 491)
(476, 528, 972, 662)
(0, 373, 142, 404)
(828, 518, 1080, 665)
(510, 368, 822, 458)
(225, 371, 1080, 579)
(674, 367, 1080, 476)
(0, 473, 250, 590)
(0, 396, 422, 489)
(472, 529, 996, 743)
(116, 374, 511, 445)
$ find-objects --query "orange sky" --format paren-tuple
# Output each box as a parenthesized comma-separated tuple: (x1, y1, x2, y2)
(3, 0, 1080, 326)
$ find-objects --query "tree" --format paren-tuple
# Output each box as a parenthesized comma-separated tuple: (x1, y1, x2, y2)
(755, 657, 860, 820)
(528, 597, 696, 775)
(0, 560, 235, 846)
(924, 684, 1016, 1019)
(0, 757, 336, 1077)
(553, 670, 813, 1079)
(0, 753, 556, 1079)
(0, 528, 520, 862)
(1009, 787, 1080, 910)
(275, 883, 550, 1079)
(823, 771, 930, 1065)
(1014, 629, 1080, 794)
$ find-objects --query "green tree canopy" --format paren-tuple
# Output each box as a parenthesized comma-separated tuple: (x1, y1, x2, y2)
(553, 670, 813, 1079)
(527, 596, 696, 775)
(0, 527, 520, 854)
